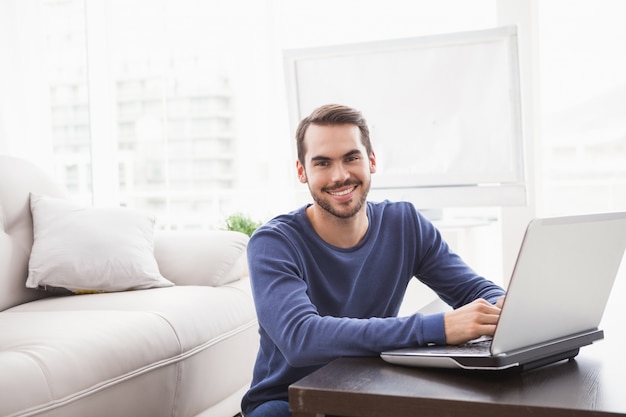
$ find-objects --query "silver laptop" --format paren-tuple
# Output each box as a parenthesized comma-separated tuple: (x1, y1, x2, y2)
(381, 211, 626, 371)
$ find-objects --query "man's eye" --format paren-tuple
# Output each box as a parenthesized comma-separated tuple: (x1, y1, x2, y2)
(315, 161, 329, 167)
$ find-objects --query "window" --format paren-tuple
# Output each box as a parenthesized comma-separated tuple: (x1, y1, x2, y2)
(1, 0, 502, 231)
(538, 0, 626, 216)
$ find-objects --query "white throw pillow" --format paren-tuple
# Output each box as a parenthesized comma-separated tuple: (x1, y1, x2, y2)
(26, 193, 174, 294)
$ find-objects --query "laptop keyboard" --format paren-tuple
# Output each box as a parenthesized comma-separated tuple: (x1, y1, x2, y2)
(451, 338, 492, 354)
(417, 336, 493, 356)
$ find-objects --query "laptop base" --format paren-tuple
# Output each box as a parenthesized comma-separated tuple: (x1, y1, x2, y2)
(381, 329, 602, 371)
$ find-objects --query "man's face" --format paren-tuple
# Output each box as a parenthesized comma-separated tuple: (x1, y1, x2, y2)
(297, 123, 376, 219)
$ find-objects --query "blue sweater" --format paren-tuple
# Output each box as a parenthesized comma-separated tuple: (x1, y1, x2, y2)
(241, 200, 504, 415)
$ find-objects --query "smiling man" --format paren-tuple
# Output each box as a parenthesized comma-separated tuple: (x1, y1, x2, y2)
(241, 104, 505, 417)
(296, 121, 374, 248)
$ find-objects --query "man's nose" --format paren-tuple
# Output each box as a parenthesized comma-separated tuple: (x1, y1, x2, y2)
(330, 163, 350, 183)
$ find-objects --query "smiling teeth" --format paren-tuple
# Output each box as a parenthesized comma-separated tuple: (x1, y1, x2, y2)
(330, 187, 355, 196)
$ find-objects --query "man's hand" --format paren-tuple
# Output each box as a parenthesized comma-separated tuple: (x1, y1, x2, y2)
(443, 298, 504, 345)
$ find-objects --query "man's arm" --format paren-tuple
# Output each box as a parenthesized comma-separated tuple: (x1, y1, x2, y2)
(410, 209, 507, 344)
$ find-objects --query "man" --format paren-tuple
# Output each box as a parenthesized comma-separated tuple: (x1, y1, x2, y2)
(241, 104, 505, 417)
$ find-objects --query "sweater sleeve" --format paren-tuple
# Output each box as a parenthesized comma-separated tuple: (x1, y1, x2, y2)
(247, 228, 445, 368)
(411, 210, 505, 308)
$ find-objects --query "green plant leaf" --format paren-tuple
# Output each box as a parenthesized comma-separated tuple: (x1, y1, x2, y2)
(224, 212, 262, 237)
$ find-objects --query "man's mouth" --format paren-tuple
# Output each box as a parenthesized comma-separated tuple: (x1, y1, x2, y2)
(327, 185, 357, 197)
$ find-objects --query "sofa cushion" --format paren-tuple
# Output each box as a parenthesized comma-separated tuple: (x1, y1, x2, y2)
(7, 283, 255, 350)
(26, 193, 174, 294)
(0, 282, 258, 417)
(154, 230, 249, 287)
(0, 310, 181, 417)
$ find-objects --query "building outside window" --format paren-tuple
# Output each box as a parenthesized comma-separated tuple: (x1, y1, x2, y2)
(2, 0, 625, 230)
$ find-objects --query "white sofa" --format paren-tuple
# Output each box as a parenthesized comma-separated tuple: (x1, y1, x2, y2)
(0, 155, 259, 417)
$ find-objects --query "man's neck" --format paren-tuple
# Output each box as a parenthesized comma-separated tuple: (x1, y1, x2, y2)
(306, 204, 369, 249)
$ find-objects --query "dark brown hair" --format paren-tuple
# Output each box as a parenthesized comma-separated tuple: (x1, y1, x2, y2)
(295, 104, 372, 165)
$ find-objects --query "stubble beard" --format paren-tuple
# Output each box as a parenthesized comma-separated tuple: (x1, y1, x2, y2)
(310, 179, 371, 219)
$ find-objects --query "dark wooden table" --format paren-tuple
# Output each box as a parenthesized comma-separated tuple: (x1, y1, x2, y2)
(289, 314, 626, 417)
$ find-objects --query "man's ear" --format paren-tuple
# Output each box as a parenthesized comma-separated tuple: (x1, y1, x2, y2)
(296, 160, 307, 183)
(369, 152, 377, 173)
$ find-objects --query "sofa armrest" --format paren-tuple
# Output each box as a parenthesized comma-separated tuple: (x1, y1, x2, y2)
(153, 230, 249, 287)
